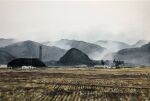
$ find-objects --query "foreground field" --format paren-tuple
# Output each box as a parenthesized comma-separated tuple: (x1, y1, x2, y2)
(0, 67, 150, 101)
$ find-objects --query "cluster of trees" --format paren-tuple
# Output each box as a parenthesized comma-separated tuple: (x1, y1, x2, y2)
(113, 59, 124, 68)
(101, 59, 124, 68)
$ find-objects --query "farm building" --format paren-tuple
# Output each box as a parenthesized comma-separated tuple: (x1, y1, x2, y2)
(0, 65, 7, 68)
(7, 58, 46, 68)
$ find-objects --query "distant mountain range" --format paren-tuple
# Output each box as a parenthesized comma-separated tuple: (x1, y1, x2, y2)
(95, 40, 149, 61)
(0, 40, 66, 62)
(0, 38, 18, 47)
(0, 38, 150, 66)
(113, 42, 150, 66)
(95, 40, 131, 52)
(132, 40, 149, 48)
(95, 40, 149, 52)
(42, 39, 105, 60)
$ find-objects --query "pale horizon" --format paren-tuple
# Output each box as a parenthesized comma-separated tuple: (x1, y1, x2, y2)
(0, 0, 150, 44)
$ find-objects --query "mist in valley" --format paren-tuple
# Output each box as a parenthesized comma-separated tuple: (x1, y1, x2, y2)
(0, 0, 150, 66)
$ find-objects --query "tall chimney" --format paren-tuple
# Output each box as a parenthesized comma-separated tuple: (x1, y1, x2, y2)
(39, 45, 42, 61)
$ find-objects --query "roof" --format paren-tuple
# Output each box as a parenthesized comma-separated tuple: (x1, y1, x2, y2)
(7, 58, 46, 68)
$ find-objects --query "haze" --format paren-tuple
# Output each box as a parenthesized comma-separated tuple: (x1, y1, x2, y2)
(0, 0, 150, 44)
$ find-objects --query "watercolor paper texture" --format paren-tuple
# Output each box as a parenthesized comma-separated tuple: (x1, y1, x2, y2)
(0, 0, 150, 101)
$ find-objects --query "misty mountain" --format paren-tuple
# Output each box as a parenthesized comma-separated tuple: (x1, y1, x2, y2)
(0, 50, 15, 64)
(0, 40, 66, 62)
(132, 40, 149, 48)
(95, 40, 131, 52)
(42, 39, 105, 60)
(58, 48, 94, 66)
(0, 38, 17, 47)
(95, 40, 149, 60)
(113, 42, 150, 66)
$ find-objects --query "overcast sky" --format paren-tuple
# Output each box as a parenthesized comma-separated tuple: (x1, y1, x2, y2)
(0, 0, 150, 44)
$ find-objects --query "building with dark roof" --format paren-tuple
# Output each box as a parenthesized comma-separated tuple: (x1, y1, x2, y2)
(7, 58, 46, 68)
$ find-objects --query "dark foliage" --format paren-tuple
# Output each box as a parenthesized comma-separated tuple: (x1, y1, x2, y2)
(113, 59, 124, 68)
(8, 58, 46, 68)
(58, 48, 95, 66)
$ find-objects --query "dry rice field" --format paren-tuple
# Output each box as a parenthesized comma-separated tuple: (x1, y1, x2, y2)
(0, 67, 150, 101)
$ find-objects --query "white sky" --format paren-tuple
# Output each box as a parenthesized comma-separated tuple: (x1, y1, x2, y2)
(0, 0, 150, 43)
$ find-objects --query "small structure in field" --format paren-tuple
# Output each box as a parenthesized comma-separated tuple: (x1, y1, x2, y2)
(7, 58, 46, 68)
(0, 64, 8, 68)
(21, 66, 36, 69)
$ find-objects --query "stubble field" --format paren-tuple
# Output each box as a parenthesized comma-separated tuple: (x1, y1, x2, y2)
(0, 67, 150, 101)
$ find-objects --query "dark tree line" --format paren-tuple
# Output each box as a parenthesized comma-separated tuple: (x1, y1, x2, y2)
(100, 59, 124, 68)
(113, 59, 124, 68)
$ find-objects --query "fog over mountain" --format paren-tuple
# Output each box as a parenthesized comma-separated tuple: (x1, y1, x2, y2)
(95, 40, 131, 52)
(43, 39, 105, 60)
(43, 39, 150, 61)
(95, 40, 150, 60)
(0, 0, 150, 66)
(0, 38, 18, 47)
(114, 42, 150, 66)
(0, 40, 66, 62)
(0, 38, 150, 66)
(132, 40, 149, 48)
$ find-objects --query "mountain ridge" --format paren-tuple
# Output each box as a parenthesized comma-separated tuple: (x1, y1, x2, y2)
(42, 39, 105, 60)
(0, 40, 66, 62)
(113, 42, 150, 66)
(0, 38, 18, 48)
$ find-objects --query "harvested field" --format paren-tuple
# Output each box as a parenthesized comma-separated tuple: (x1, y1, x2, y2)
(0, 67, 150, 101)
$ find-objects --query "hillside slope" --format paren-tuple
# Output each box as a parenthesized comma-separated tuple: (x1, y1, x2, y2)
(114, 42, 150, 66)
(58, 48, 94, 66)
(43, 39, 105, 60)
(0, 40, 66, 62)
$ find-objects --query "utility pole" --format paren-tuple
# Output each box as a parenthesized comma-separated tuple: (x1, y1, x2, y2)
(39, 45, 42, 61)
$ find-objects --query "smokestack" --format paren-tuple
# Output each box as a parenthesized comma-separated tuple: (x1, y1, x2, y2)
(39, 45, 42, 61)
